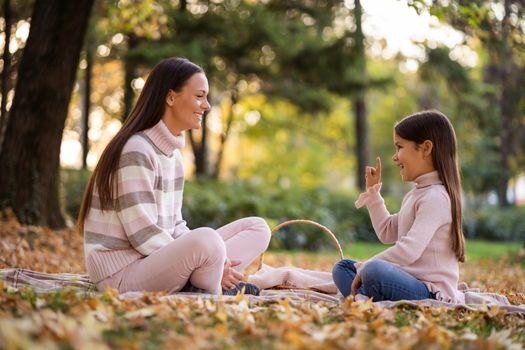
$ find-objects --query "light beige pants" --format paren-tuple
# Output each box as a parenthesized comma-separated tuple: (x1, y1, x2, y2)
(97, 217, 271, 294)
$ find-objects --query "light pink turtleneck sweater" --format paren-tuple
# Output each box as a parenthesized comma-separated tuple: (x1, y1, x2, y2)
(354, 171, 464, 303)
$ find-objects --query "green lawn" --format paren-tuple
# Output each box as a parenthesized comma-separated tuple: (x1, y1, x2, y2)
(344, 240, 522, 261)
(463, 240, 523, 261)
(269, 240, 523, 262)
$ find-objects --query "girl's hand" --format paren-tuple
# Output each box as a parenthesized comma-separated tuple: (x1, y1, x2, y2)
(365, 157, 381, 189)
(221, 258, 243, 290)
(351, 273, 362, 296)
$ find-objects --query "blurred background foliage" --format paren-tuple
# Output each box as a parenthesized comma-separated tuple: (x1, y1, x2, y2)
(2, 0, 524, 248)
(61, 167, 525, 251)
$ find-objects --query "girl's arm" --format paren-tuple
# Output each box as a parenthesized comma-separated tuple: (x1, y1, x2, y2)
(356, 157, 398, 243)
(362, 190, 450, 268)
(356, 184, 399, 244)
(115, 149, 175, 256)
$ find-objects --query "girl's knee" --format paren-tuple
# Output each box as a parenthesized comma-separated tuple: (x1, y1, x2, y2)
(332, 261, 345, 285)
(332, 259, 356, 276)
(361, 260, 390, 284)
(332, 259, 357, 297)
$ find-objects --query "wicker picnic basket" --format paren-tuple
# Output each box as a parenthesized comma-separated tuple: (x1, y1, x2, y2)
(256, 219, 344, 271)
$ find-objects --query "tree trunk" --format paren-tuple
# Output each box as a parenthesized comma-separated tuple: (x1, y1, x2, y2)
(354, 97, 368, 190)
(353, 0, 368, 190)
(212, 92, 237, 179)
(81, 42, 93, 170)
(0, 0, 12, 152)
(180, 0, 187, 12)
(188, 113, 209, 177)
(498, 94, 512, 207)
(497, 0, 512, 207)
(122, 34, 139, 121)
(0, 0, 94, 228)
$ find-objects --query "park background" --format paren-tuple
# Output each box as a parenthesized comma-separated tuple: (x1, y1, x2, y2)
(0, 0, 524, 349)
(1, 0, 524, 250)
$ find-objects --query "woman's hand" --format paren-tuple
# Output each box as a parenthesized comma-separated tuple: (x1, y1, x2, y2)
(365, 157, 381, 189)
(351, 273, 362, 296)
(221, 258, 243, 290)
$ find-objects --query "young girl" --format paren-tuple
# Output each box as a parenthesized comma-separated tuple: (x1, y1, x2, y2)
(332, 110, 466, 303)
(78, 57, 271, 296)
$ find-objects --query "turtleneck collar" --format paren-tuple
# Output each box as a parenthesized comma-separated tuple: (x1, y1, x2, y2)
(414, 170, 442, 189)
(143, 120, 185, 156)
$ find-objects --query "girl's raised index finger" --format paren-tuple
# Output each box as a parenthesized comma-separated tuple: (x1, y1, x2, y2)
(375, 157, 381, 174)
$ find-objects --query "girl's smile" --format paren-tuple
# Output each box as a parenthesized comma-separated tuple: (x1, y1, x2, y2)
(392, 132, 435, 182)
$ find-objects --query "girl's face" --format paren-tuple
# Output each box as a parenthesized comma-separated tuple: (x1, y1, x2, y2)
(392, 132, 434, 182)
(163, 72, 210, 134)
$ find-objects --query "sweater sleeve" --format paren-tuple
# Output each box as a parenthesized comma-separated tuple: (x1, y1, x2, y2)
(115, 150, 174, 256)
(359, 189, 450, 271)
(171, 151, 190, 238)
(356, 183, 399, 244)
(172, 205, 190, 238)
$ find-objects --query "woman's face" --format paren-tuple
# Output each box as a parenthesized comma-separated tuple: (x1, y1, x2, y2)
(163, 72, 210, 134)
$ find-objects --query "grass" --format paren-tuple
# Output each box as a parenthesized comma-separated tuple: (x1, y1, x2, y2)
(464, 240, 523, 261)
(345, 240, 523, 261)
(267, 240, 523, 262)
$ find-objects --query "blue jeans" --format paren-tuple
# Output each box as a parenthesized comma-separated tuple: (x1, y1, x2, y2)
(332, 259, 434, 301)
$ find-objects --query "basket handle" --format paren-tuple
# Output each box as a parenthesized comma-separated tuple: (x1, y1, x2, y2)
(256, 219, 344, 271)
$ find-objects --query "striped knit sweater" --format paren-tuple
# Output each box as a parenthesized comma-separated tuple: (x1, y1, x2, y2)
(84, 120, 190, 283)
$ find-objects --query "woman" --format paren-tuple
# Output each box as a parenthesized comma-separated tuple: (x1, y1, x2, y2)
(78, 57, 271, 295)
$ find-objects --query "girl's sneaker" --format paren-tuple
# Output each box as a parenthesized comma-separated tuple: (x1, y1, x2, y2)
(179, 282, 207, 294)
(223, 282, 260, 296)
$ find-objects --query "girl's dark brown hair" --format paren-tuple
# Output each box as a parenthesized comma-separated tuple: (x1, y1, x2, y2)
(395, 110, 465, 262)
(77, 57, 203, 234)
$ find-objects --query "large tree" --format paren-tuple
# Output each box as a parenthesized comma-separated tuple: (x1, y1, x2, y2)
(0, 0, 12, 148)
(352, 0, 368, 190)
(0, 0, 34, 152)
(0, 0, 94, 228)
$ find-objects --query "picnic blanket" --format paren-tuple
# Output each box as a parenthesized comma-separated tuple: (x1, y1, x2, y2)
(2, 267, 524, 313)
(117, 289, 341, 303)
(247, 264, 337, 294)
(247, 264, 525, 313)
(0, 268, 96, 294)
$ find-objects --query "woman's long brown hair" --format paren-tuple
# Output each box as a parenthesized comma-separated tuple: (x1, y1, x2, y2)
(77, 57, 203, 234)
(395, 110, 466, 262)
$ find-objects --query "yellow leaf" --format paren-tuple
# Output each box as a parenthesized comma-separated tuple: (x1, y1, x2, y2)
(215, 310, 228, 323)
(371, 318, 385, 330)
(487, 304, 500, 318)
(284, 330, 303, 347)
(124, 306, 156, 319)
(215, 324, 228, 335)
(87, 298, 101, 310)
